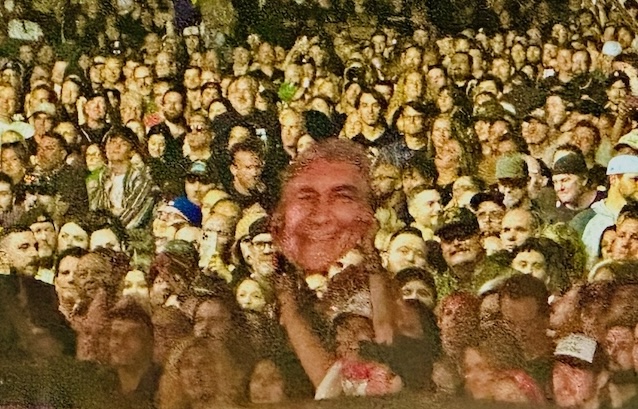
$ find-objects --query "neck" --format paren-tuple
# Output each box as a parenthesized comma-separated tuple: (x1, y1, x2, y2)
(86, 118, 104, 129)
(360, 123, 384, 140)
(188, 145, 211, 160)
(404, 133, 427, 150)
(606, 186, 627, 215)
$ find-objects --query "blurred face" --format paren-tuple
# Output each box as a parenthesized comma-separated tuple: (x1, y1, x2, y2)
(404, 72, 423, 101)
(33, 113, 54, 137)
(398, 106, 425, 136)
(163, 91, 184, 121)
(553, 173, 586, 205)
(184, 68, 201, 90)
(426, 68, 446, 91)
(498, 179, 528, 209)
(436, 89, 454, 113)
(90, 228, 120, 251)
(61, 80, 80, 105)
(280, 112, 303, 150)
(85, 144, 105, 171)
(475, 201, 504, 236)
(231, 150, 263, 190)
(86, 96, 106, 121)
(358, 93, 382, 126)
(402, 280, 435, 309)
(179, 345, 218, 401)
(605, 326, 634, 371)
(500, 210, 534, 252)
(193, 299, 232, 340)
(371, 163, 401, 200)
(122, 269, 149, 300)
(228, 78, 255, 116)
(611, 218, 638, 261)
(109, 319, 151, 367)
(408, 189, 442, 228)
(431, 117, 452, 150)
(386, 233, 427, 275)
(55, 256, 80, 303)
(463, 348, 494, 400)
(248, 233, 275, 277)
(55, 123, 79, 146)
(0, 181, 13, 212)
(512, 250, 547, 283)
(3, 231, 38, 276)
(106, 136, 133, 163)
(440, 233, 482, 268)
(403, 47, 422, 70)
(250, 360, 286, 404)
(147, 134, 166, 158)
(573, 126, 597, 157)
(607, 80, 627, 106)
(236, 279, 266, 312)
(30, 221, 56, 258)
(449, 53, 470, 81)
(552, 362, 597, 408)
(57, 222, 89, 252)
(276, 158, 374, 273)
(0, 87, 17, 117)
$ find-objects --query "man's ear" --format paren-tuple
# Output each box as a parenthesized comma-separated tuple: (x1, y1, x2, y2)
(380, 250, 388, 268)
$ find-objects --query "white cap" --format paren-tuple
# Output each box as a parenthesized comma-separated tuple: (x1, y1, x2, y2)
(615, 129, 638, 151)
(602, 41, 622, 57)
(607, 155, 638, 175)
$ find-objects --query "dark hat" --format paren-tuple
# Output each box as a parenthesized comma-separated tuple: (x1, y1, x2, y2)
(435, 207, 480, 241)
(103, 126, 140, 152)
(304, 110, 337, 140)
(470, 191, 505, 211)
(168, 196, 202, 227)
(495, 154, 528, 180)
(187, 160, 218, 184)
(248, 217, 269, 238)
(474, 100, 507, 122)
(553, 152, 588, 176)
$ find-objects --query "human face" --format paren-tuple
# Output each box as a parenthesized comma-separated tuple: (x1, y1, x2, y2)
(386, 233, 427, 275)
(193, 299, 232, 340)
(552, 361, 597, 408)
(122, 269, 149, 300)
(185, 179, 213, 207)
(201, 214, 234, 256)
(228, 78, 255, 116)
(3, 231, 39, 276)
(133, 66, 153, 96)
(440, 234, 482, 269)
(183, 68, 201, 90)
(449, 53, 470, 81)
(30, 221, 56, 258)
(475, 201, 504, 236)
(280, 113, 304, 151)
(404, 72, 423, 101)
(61, 80, 80, 106)
(36, 135, 66, 171)
(1, 148, 24, 185)
(33, 113, 54, 137)
(249, 233, 275, 277)
(155, 52, 175, 79)
(426, 68, 447, 92)
(109, 319, 151, 367)
(431, 117, 452, 150)
(553, 173, 586, 205)
(498, 179, 528, 209)
(512, 250, 547, 282)
(0, 87, 17, 117)
(55, 255, 80, 303)
(236, 279, 266, 312)
(57, 222, 89, 252)
(403, 47, 422, 70)
(358, 93, 382, 126)
(105, 136, 133, 163)
(545, 95, 566, 127)
(90, 228, 121, 251)
(521, 120, 549, 146)
(611, 218, 638, 261)
(85, 144, 105, 172)
(402, 280, 435, 309)
(408, 189, 442, 229)
(605, 326, 634, 371)
(231, 150, 263, 190)
(147, 134, 166, 158)
(276, 159, 374, 273)
(86, 96, 106, 121)
(371, 163, 401, 200)
(616, 173, 638, 202)
(501, 294, 540, 328)
(399, 106, 424, 136)
(500, 210, 534, 252)
(163, 91, 184, 122)
(434, 138, 461, 174)
(607, 80, 627, 106)
(0, 181, 12, 212)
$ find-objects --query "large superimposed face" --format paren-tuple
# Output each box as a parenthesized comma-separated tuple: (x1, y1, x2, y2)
(276, 158, 375, 274)
(385, 232, 427, 275)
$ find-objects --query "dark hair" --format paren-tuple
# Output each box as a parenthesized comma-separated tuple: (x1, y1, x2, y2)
(0, 172, 13, 190)
(499, 274, 550, 317)
(354, 87, 388, 112)
(229, 137, 265, 162)
(389, 226, 426, 244)
(394, 267, 437, 300)
(55, 247, 90, 274)
(109, 297, 154, 336)
(619, 201, 638, 222)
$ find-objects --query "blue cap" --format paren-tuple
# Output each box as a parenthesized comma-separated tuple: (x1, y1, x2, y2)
(169, 196, 202, 227)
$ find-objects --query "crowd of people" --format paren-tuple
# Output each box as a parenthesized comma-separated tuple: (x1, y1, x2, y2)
(1, 0, 638, 407)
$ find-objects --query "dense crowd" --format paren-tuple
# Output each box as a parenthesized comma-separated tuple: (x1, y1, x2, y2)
(1, 0, 638, 408)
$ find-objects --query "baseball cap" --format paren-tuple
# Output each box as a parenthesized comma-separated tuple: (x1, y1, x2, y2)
(30, 102, 57, 118)
(553, 152, 588, 177)
(615, 129, 638, 151)
(435, 207, 480, 241)
(187, 160, 218, 184)
(168, 196, 202, 227)
(606, 155, 638, 175)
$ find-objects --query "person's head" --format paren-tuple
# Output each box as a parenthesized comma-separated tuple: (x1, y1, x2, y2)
(521, 116, 549, 146)
(104, 127, 138, 164)
(185, 161, 217, 207)
(604, 320, 635, 372)
(279, 109, 304, 155)
(121, 269, 150, 302)
(228, 76, 257, 116)
(499, 274, 550, 330)
(370, 160, 401, 201)
(401, 46, 423, 71)
(84, 94, 107, 122)
(510, 237, 553, 284)
(192, 291, 237, 341)
(109, 298, 154, 368)
(408, 187, 442, 229)
(436, 292, 481, 356)
(607, 72, 630, 106)
(334, 313, 374, 359)
(201, 213, 235, 260)
(448, 52, 471, 82)
(383, 228, 428, 276)
(249, 359, 286, 404)
(76, 252, 113, 300)
(496, 155, 530, 209)
(395, 102, 429, 136)
(611, 204, 638, 261)
(90, 227, 121, 252)
(607, 155, 638, 202)
(395, 267, 437, 310)
(0, 85, 17, 118)
(1, 226, 39, 276)
(162, 90, 184, 122)
(470, 192, 506, 237)
(552, 152, 589, 205)
(436, 207, 483, 270)
(183, 66, 201, 91)
(553, 335, 607, 408)
(54, 247, 89, 304)
(36, 133, 67, 172)
(500, 208, 539, 252)
(229, 139, 265, 191)
(235, 278, 267, 312)
(185, 113, 213, 151)
(57, 221, 89, 252)
(133, 65, 153, 97)
(272, 139, 375, 274)
(356, 88, 386, 127)
(1, 142, 28, 184)
(0, 173, 14, 213)
(155, 51, 177, 79)
(26, 209, 56, 258)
